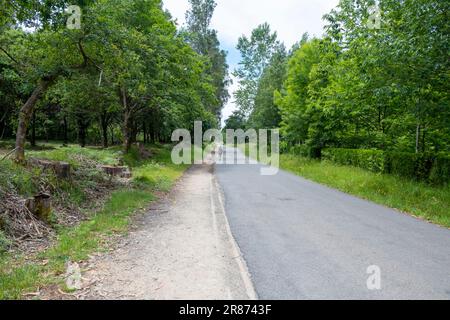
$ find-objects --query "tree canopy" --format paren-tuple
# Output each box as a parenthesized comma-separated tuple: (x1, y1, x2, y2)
(0, 0, 228, 161)
(232, 0, 449, 155)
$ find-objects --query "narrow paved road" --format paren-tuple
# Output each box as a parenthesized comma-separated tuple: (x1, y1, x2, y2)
(215, 147, 450, 300)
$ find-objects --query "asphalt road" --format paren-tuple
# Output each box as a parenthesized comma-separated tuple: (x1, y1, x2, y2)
(215, 147, 450, 300)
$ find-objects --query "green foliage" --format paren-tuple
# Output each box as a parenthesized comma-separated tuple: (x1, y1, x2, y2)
(322, 148, 387, 173)
(233, 23, 282, 117)
(184, 0, 230, 121)
(255, 0, 450, 155)
(1, 0, 224, 156)
(322, 148, 450, 185)
(290, 145, 316, 159)
(28, 145, 121, 168)
(44, 190, 154, 269)
(0, 260, 45, 300)
(0, 160, 37, 196)
(430, 156, 450, 185)
(386, 152, 420, 180)
(0, 189, 153, 299)
(248, 47, 287, 129)
(224, 110, 247, 130)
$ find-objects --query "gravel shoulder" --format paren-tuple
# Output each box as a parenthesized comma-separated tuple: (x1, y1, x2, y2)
(82, 164, 256, 300)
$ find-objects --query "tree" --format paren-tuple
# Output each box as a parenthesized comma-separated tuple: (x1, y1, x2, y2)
(272, 0, 449, 155)
(0, 0, 222, 160)
(248, 45, 287, 129)
(234, 23, 281, 117)
(184, 0, 230, 122)
(224, 110, 247, 131)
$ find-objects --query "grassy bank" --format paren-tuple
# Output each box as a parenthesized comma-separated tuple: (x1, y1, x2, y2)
(0, 143, 187, 299)
(239, 144, 450, 228)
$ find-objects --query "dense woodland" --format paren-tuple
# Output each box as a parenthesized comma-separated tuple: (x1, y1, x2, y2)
(0, 0, 228, 162)
(227, 0, 449, 158)
(1, 0, 449, 162)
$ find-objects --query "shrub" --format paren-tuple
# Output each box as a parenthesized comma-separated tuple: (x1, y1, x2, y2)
(386, 152, 417, 179)
(429, 155, 450, 185)
(290, 145, 310, 157)
(356, 149, 387, 173)
(289, 145, 321, 158)
(322, 148, 450, 185)
(322, 148, 386, 173)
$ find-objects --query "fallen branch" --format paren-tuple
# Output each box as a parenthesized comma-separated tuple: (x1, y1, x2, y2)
(1, 147, 18, 161)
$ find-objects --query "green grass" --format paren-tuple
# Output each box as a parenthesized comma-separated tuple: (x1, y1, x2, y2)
(0, 143, 188, 299)
(0, 160, 37, 196)
(238, 143, 450, 228)
(133, 146, 189, 192)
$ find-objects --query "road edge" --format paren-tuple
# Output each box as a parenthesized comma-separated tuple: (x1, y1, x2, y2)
(212, 171, 258, 300)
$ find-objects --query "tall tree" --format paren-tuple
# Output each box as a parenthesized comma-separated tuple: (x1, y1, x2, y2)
(248, 45, 287, 129)
(184, 0, 230, 123)
(233, 23, 281, 117)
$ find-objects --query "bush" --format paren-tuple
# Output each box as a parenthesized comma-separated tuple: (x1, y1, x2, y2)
(322, 148, 450, 185)
(385, 152, 435, 181)
(429, 155, 450, 185)
(290, 145, 310, 157)
(386, 152, 417, 179)
(358, 150, 387, 173)
(289, 145, 321, 158)
(322, 148, 387, 173)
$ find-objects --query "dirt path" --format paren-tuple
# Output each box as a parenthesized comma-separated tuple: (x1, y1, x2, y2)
(82, 164, 256, 300)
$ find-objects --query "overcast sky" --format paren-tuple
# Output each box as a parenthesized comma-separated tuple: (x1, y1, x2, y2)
(162, 0, 340, 125)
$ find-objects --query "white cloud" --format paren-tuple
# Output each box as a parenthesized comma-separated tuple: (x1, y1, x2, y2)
(162, 0, 340, 126)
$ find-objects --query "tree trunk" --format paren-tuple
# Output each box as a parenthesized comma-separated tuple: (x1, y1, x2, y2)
(0, 125, 5, 140)
(422, 124, 426, 153)
(149, 123, 155, 143)
(100, 113, 109, 148)
(102, 122, 108, 148)
(110, 126, 115, 146)
(415, 124, 421, 154)
(143, 121, 147, 144)
(30, 110, 36, 147)
(77, 117, 87, 148)
(123, 110, 132, 153)
(15, 79, 51, 163)
(63, 116, 68, 145)
(130, 121, 136, 144)
(121, 87, 132, 153)
(0, 107, 9, 139)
